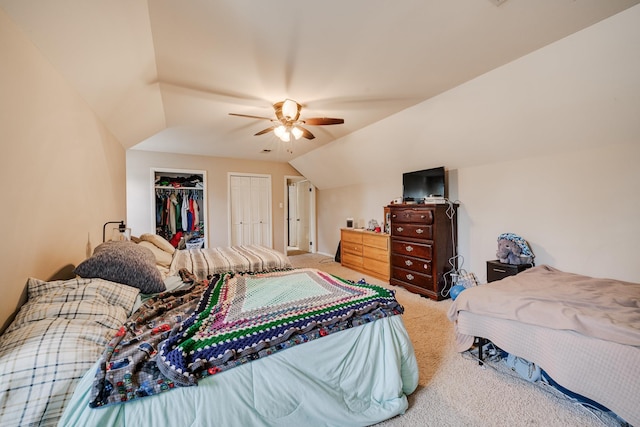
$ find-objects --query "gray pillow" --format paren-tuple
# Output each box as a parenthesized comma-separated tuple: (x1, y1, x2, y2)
(74, 241, 166, 294)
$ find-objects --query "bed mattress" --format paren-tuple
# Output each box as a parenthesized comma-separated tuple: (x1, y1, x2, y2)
(448, 265, 640, 426)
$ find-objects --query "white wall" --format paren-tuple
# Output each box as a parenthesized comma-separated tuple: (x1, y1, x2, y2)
(126, 150, 301, 254)
(456, 143, 639, 281)
(0, 9, 127, 330)
(294, 6, 640, 283)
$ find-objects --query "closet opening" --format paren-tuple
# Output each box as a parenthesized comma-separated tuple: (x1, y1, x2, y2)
(153, 168, 207, 249)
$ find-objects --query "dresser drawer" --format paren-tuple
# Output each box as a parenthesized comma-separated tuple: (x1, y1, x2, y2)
(363, 258, 390, 279)
(341, 230, 363, 244)
(391, 208, 434, 224)
(342, 242, 362, 256)
(362, 233, 389, 250)
(363, 245, 389, 262)
(391, 240, 433, 259)
(391, 254, 432, 275)
(486, 260, 532, 282)
(391, 223, 432, 240)
(342, 252, 363, 268)
(391, 266, 433, 288)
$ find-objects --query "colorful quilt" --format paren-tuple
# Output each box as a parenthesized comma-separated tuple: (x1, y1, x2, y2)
(89, 268, 402, 408)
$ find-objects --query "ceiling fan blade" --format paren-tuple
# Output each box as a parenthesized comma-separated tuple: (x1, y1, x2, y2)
(299, 126, 315, 140)
(303, 117, 344, 126)
(229, 113, 273, 121)
(254, 126, 275, 136)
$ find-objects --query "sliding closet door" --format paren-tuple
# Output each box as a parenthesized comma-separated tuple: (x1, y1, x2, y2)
(229, 174, 271, 247)
(230, 176, 252, 245)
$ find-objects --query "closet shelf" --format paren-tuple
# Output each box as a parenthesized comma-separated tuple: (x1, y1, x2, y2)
(155, 185, 203, 190)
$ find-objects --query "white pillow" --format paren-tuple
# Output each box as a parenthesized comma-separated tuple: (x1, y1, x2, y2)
(139, 233, 176, 254)
(138, 240, 174, 268)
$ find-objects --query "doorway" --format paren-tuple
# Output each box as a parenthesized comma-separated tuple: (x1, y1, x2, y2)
(285, 176, 316, 256)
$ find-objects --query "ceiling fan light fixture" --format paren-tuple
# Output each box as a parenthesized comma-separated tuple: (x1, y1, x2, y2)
(282, 99, 300, 121)
(229, 99, 342, 143)
(274, 125, 287, 139)
(291, 126, 303, 140)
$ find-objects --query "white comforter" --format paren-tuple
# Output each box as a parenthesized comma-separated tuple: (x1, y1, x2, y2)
(448, 265, 640, 347)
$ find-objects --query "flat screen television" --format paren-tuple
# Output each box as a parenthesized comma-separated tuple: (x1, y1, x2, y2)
(402, 166, 446, 202)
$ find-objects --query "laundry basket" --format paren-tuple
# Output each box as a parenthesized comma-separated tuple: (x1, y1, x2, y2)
(185, 237, 204, 250)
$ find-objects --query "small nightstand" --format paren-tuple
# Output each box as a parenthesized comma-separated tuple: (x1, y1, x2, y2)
(486, 260, 533, 283)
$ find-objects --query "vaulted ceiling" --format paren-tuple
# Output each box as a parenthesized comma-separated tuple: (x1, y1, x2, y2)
(2, 0, 638, 162)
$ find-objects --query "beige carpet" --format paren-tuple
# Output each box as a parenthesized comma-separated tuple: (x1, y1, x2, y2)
(289, 253, 622, 427)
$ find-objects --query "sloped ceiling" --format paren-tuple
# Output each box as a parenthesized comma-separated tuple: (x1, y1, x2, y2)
(1, 0, 638, 163)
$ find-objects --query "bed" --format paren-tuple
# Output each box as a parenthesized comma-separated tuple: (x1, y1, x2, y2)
(0, 240, 418, 427)
(447, 265, 640, 426)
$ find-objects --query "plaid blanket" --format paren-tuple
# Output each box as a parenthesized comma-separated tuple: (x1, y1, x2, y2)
(0, 277, 139, 427)
(89, 268, 402, 407)
(168, 244, 292, 280)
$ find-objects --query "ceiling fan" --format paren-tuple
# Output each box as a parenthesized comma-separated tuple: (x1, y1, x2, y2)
(229, 99, 344, 141)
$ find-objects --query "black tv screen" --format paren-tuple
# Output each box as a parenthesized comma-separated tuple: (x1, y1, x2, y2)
(402, 166, 446, 202)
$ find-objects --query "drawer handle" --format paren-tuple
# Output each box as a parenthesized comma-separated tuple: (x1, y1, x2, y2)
(423, 264, 429, 270)
(406, 273, 414, 281)
(405, 260, 413, 266)
(396, 226, 404, 232)
(415, 228, 424, 234)
(420, 215, 426, 219)
(493, 268, 506, 273)
(353, 246, 358, 250)
(405, 245, 413, 252)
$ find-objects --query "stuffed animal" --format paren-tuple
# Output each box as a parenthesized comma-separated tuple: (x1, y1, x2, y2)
(496, 233, 534, 265)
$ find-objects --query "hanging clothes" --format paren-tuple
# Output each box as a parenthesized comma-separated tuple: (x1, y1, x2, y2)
(169, 193, 178, 235)
(193, 197, 200, 230)
(155, 187, 204, 243)
(182, 195, 189, 232)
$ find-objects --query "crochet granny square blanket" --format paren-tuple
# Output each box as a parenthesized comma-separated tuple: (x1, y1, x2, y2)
(89, 268, 402, 408)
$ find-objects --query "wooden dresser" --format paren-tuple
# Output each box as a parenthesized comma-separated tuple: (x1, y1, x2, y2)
(388, 204, 457, 300)
(340, 229, 390, 281)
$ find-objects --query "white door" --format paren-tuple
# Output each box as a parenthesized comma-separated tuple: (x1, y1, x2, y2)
(285, 177, 315, 254)
(297, 180, 311, 251)
(288, 184, 298, 247)
(251, 176, 271, 245)
(230, 174, 272, 246)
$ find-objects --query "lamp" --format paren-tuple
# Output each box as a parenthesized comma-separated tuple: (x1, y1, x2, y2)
(102, 220, 131, 242)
